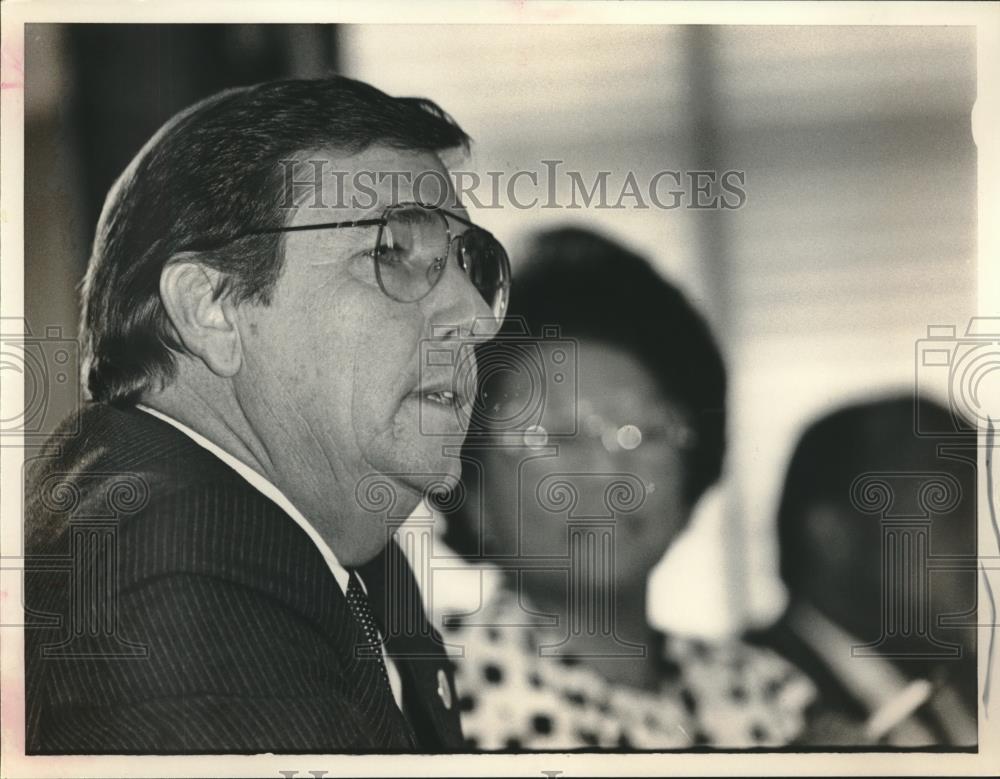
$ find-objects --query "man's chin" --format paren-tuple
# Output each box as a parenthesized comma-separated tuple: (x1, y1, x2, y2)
(397, 455, 463, 498)
(362, 441, 463, 506)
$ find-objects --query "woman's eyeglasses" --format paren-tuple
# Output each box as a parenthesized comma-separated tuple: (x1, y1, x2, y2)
(515, 418, 696, 454)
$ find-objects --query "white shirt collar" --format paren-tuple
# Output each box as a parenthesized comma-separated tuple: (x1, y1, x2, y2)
(136, 404, 410, 711)
(136, 404, 350, 594)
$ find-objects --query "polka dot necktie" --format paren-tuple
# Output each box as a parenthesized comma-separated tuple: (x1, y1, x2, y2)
(345, 569, 392, 694)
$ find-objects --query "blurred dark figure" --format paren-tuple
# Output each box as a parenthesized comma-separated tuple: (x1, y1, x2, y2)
(65, 24, 339, 232)
(439, 228, 816, 750)
(749, 396, 978, 747)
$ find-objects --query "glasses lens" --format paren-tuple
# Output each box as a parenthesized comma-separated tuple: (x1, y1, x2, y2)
(460, 228, 511, 320)
(374, 205, 449, 302)
(374, 204, 511, 319)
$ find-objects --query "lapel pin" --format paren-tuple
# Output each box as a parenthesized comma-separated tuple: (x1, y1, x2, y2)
(436, 668, 453, 710)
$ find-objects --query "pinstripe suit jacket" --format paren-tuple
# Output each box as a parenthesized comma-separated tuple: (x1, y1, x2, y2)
(24, 403, 464, 753)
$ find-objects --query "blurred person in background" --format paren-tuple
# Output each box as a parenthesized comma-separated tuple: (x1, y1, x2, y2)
(749, 396, 978, 747)
(438, 228, 815, 750)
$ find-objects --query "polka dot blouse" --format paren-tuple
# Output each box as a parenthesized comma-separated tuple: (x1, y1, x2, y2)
(442, 587, 816, 750)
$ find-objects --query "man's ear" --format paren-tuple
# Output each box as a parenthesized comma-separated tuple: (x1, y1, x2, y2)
(160, 256, 242, 377)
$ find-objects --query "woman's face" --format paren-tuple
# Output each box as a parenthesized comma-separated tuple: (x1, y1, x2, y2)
(471, 338, 695, 590)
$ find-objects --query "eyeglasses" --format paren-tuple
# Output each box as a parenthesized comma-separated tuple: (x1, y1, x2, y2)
(226, 201, 511, 321)
(516, 418, 696, 454)
(497, 398, 696, 456)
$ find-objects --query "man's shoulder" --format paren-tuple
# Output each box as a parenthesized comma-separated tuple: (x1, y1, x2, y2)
(27, 402, 229, 490)
(24, 403, 328, 589)
(23, 405, 346, 689)
(27, 404, 231, 548)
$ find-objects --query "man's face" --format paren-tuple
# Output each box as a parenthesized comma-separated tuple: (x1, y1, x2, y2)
(232, 146, 498, 558)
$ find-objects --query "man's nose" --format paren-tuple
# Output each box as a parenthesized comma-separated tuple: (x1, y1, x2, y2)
(425, 248, 502, 340)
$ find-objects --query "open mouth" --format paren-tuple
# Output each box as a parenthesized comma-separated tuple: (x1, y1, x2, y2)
(423, 390, 458, 407)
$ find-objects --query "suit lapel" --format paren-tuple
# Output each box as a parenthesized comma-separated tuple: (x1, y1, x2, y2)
(359, 540, 465, 751)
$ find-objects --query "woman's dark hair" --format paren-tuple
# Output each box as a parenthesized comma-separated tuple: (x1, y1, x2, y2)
(471, 227, 728, 508)
(81, 76, 470, 405)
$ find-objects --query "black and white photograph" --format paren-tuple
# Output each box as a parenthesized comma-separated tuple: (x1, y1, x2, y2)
(1, 1, 998, 777)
